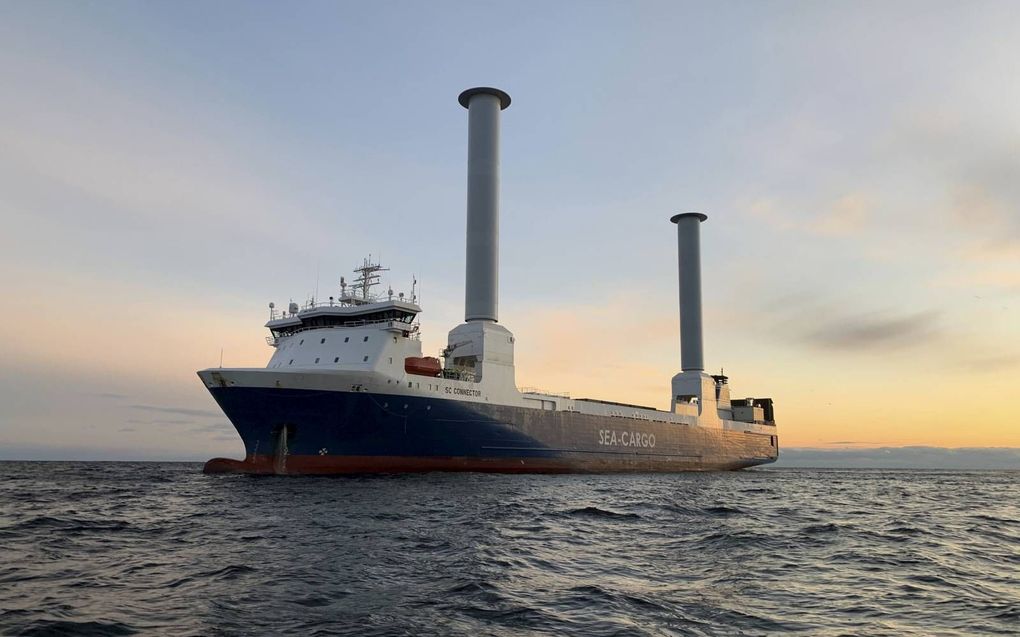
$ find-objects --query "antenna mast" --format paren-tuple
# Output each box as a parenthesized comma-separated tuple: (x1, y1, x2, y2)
(349, 255, 389, 303)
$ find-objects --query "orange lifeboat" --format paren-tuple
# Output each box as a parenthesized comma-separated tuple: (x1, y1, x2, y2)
(404, 356, 442, 377)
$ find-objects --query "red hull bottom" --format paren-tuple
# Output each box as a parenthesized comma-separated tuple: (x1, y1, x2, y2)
(203, 454, 756, 475)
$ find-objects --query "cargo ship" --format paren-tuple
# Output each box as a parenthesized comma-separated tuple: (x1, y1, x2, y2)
(199, 87, 778, 474)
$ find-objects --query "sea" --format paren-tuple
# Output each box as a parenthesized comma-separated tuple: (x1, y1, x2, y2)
(0, 463, 1017, 636)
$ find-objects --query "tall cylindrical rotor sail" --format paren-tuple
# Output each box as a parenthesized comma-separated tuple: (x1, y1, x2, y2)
(671, 212, 708, 372)
(459, 87, 511, 323)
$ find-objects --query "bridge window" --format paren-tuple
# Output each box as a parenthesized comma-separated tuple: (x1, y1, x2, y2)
(320, 338, 326, 344)
(288, 359, 293, 365)
(299, 339, 304, 345)
(344, 337, 350, 343)
(363, 336, 369, 342)
(334, 357, 339, 363)
(315, 357, 320, 363)
(363, 355, 369, 362)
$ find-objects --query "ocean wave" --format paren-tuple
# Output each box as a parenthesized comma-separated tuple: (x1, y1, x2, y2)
(703, 505, 745, 516)
(5, 516, 132, 534)
(11, 619, 138, 636)
(802, 522, 840, 534)
(561, 506, 640, 520)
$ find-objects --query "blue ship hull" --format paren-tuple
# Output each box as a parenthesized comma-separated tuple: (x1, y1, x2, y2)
(203, 387, 778, 474)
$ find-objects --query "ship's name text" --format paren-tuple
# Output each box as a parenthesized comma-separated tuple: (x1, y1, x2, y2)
(446, 387, 482, 397)
(598, 429, 656, 448)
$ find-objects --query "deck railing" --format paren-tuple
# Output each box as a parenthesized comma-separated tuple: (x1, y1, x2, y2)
(518, 386, 571, 399)
(269, 296, 418, 321)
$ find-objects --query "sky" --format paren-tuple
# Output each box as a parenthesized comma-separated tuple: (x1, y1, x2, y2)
(1, 1, 1018, 462)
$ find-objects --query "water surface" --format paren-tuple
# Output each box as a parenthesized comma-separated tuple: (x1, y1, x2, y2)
(1, 463, 1017, 635)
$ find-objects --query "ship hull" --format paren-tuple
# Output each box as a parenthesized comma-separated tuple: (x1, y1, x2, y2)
(203, 386, 778, 474)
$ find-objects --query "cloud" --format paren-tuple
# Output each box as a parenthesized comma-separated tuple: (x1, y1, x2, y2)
(875, 114, 1020, 265)
(746, 198, 796, 231)
(745, 194, 872, 238)
(129, 405, 221, 418)
(950, 182, 1020, 263)
(784, 306, 1017, 372)
(120, 416, 231, 430)
(0, 444, 219, 462)
(953, 353, 1020, 373)
(810, 194, 871, 237)
(801, 309, 941, 350)
(189, 422, 233, 434)
(932, 268, 1020, 295)
(90, 392, 129, 400)
(718, 266, 1013, 376)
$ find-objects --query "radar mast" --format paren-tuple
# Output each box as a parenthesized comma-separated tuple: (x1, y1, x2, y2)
(343, 256, 389, 305)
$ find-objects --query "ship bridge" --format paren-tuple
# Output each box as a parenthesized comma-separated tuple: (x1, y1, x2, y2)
(265, 257, 421, 346)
